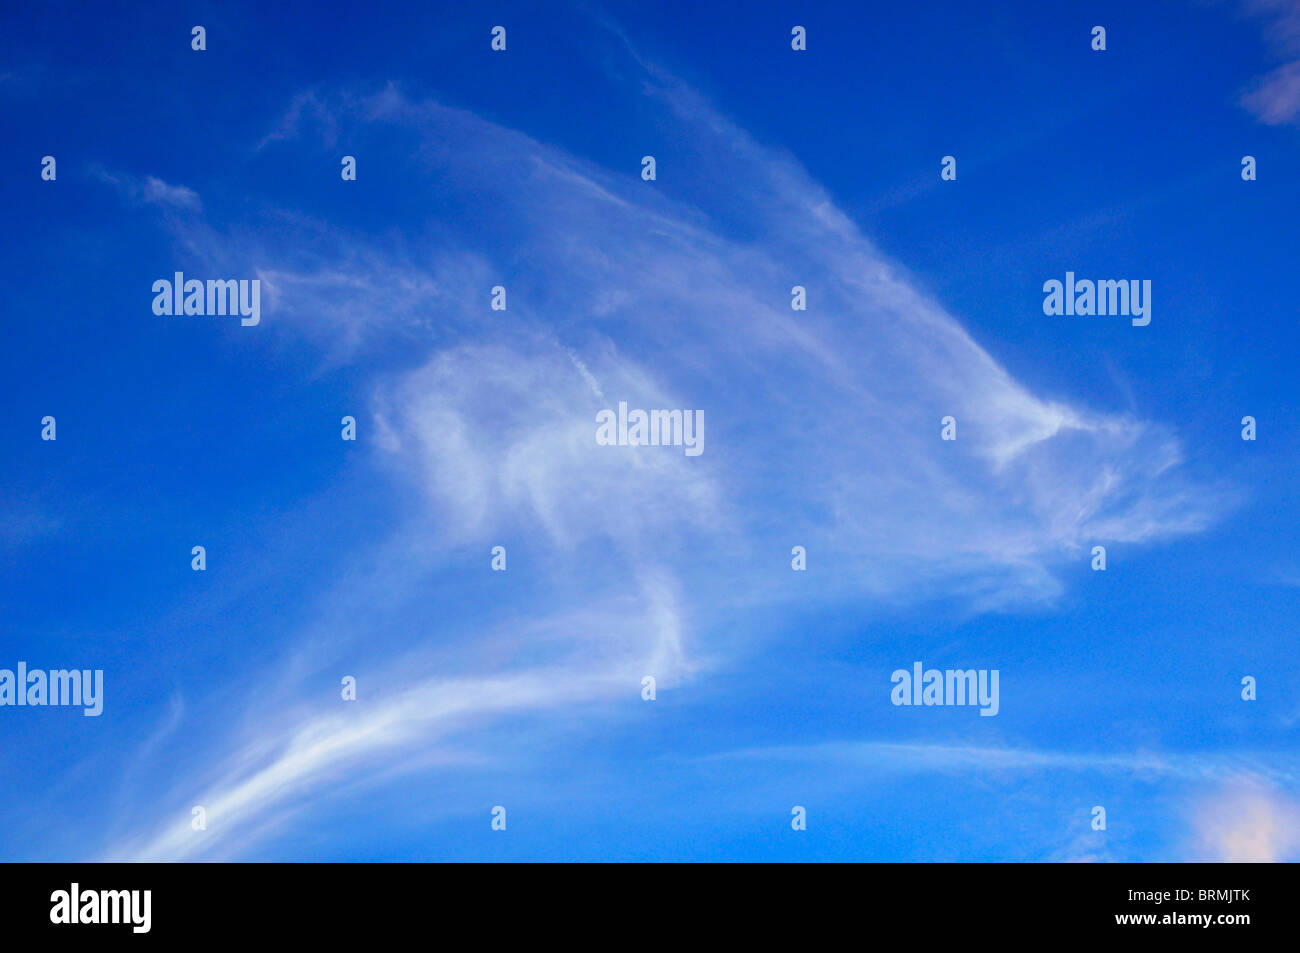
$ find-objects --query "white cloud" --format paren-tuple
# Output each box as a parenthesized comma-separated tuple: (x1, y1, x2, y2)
(1240, 0, 1300, 123)
(1192, 785, 1300, 861)
(711, 741, 1300, 861)
(255, 88, 339, 150)
(105, 581, 690, 861)
(374, 337, 724, 550)
(92, 167, 201, 211)
(101, 66, 1233, 858)
(1243, 60, 1300, 123)
(139, 175, 202, 211)
(709, 740, 1298, 787)
(209, 81, 1227, 606)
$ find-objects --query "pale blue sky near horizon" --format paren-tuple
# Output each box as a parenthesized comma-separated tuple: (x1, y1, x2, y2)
(1, 0, 1299, 861)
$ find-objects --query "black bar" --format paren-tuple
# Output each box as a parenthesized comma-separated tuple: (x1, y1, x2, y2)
(0, 862, 1284, 940)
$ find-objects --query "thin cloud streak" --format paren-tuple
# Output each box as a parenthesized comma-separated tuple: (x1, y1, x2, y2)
(706, 739, 1300, 788)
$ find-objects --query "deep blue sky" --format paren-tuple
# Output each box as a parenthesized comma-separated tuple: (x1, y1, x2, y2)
(2, 1, 1298, 861)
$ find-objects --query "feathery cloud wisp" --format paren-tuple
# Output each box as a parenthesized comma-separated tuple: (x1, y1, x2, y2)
(100, 66, 1230, 858)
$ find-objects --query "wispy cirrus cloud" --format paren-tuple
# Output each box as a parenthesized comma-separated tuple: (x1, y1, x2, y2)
(254, 87, 340, 150)
(708, 740, 1300, 861)
(1239, 0, 1300, 124)
(104, 578, 691, 862)
(99, 56, 1232, 858)
(708, 739, 1300, 788)
(187, 79, 1230, 603)
(1242, 60, 1300, 123)
(91, 167, 202, 212)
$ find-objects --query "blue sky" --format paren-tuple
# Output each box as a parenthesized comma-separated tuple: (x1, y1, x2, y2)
(2, 0, 1299, 861)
